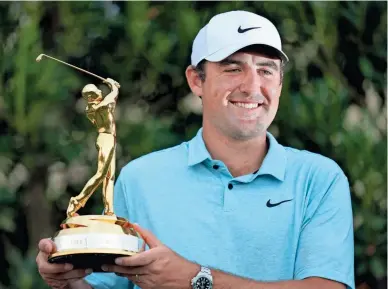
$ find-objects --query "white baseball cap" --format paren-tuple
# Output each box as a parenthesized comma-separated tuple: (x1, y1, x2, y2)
(191, 10, 288, 66)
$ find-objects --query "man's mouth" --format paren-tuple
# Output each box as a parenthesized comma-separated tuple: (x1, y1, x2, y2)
(229, 101, 263, 109)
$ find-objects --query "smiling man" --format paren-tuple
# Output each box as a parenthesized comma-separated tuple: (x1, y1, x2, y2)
(36, 10, 355, 289)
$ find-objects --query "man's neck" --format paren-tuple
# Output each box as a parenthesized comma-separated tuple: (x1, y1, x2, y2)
(202, 124, 268, 177)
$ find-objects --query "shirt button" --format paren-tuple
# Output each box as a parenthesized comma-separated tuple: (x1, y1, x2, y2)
(213, 165, 219, 169)
(228, 183, 233, 190)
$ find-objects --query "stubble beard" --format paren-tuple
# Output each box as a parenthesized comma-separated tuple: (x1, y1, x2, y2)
(214, 116, 267, 141)
(230, 122, 267, 140)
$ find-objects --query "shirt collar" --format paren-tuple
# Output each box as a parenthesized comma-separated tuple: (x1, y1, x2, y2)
(256, 131, 287, 181)
(187, 128, 211, 166)
(187, 128, 287, 181)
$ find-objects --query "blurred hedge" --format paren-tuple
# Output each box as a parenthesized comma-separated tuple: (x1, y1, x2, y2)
(0, 2, 386, 289)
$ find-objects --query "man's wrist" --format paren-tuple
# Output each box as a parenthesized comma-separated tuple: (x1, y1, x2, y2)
(186, 262, 201, 289)
(189, 265, 213, 289)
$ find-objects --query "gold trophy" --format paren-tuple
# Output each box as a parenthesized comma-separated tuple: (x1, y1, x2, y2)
(36, 54, 141, 271)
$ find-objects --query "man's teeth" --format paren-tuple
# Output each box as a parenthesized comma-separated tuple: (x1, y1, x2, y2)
(232, 102, 259, 109)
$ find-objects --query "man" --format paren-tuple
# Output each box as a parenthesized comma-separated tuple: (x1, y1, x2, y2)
(36, 10, 355, 289)
(67, 78, 120, 217)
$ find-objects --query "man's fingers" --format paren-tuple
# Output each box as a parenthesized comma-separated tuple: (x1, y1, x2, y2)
(66, 277, 89, 284)
(38, 238, 56, 254)
(45, 269, 92, 280)
(102, 265, 132, 275)
(58, 268, 92, 280)
(113, 265, 146, 276)
(45, 275, 89, 288)
(115, 249, 156, 267)
(103, 265, 146, 275)
(132, 223, 162, 248)
(37, 257, 74, 274)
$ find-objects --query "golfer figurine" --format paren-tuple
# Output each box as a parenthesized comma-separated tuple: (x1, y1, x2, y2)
(66, 78, 120, 217)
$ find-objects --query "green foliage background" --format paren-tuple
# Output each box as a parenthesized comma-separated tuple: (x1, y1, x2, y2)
(0, 2, 386, 289)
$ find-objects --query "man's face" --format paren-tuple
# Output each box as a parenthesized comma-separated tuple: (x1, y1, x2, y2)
(197, 51, 283, 140)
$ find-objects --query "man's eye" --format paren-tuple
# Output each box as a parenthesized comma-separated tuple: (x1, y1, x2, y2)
(259, 69, 273, 76)
(224, 69, 241, 72)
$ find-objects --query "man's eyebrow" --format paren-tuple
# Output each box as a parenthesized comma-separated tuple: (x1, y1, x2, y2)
(257, 60, 279, 71)
(218, 58, 244, 66)
(219, 58, 279, 71)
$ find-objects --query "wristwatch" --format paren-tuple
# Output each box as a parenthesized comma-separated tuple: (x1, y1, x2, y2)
(191, 266, 213, 289)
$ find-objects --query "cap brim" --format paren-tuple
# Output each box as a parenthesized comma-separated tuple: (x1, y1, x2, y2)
(204, 41, 289, 64)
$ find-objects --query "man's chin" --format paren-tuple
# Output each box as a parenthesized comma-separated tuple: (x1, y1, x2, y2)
(228, 125, 267, 141)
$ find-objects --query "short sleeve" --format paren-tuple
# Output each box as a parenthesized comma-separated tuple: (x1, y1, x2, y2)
(294, 171, 355, 289)
(84, 173, 134, 289)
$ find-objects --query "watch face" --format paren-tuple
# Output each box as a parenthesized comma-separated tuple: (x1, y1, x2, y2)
(195, 276, 212, 289)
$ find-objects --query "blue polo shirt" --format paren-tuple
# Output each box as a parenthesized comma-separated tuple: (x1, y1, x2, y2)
(85, 128, 354, 289)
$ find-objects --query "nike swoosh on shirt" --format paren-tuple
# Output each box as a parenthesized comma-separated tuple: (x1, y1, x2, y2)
(266, 199, 293, 208)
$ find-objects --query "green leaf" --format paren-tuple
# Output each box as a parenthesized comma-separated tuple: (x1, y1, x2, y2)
(369, 214, 386, 231)
(356, 261, 367, 275)
(0, 208, 15, 232)
(370, 256, 386, 279)
(359, 57, 374, 79)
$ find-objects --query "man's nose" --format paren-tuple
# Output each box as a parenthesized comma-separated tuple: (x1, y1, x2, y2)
(239, 69, 261, 96)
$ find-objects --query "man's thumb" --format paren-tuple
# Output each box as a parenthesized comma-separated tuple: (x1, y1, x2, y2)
(38, 238, 56, 254)
(132, 223, 162, 249)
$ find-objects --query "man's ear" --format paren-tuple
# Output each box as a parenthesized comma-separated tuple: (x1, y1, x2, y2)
(185, 65, 204, 97)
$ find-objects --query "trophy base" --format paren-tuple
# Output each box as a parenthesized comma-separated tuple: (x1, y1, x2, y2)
(49, 215, 141, 272)
(48, 249, 136, 272)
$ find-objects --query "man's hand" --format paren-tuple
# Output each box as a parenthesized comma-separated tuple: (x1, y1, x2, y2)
(36, 238, 93, 289)
(101, 224, 199, 289)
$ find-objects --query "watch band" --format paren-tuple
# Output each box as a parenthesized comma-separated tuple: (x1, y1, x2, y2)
(201, 266, 211, 275)
(191, 265, 213, 289)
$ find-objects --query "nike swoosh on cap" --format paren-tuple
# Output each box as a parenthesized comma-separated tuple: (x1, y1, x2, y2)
(237, 26, 261, 33)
